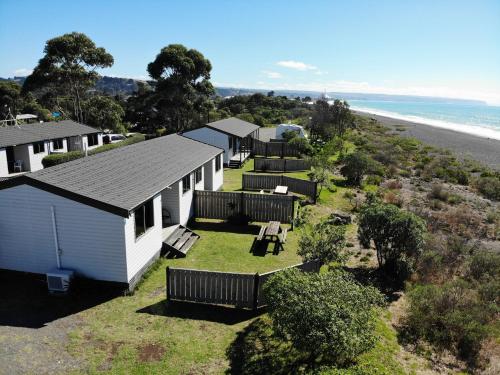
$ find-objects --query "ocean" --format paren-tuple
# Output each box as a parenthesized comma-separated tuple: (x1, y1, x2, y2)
(346, 99, 500, 140)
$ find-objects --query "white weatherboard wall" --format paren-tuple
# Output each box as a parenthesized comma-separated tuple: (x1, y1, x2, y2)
(161, 181, 181, 224)
(82, 133, 103, 151)
(183, 127, 232, 163)
(28, 141, 49, 172)
(124, 194, 163, 282)
(194, 166, 204, 190)
(13, 144, 31, 171)
(203, 159, 213, 190)
(214, 157, 223, 190)
(0, 185, 128, 282)
(49, 138, 68, 153)
(0, 148, 8, 177)
(179, 172, 194, 225)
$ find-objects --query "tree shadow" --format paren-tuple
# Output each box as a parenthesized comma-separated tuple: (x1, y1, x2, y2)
(190, 220, 261, 235)
(0, 270, 123, 328)
(343, 266, 403, 302)
(226, 317, 313, 375)
(137, 300, 263, 325)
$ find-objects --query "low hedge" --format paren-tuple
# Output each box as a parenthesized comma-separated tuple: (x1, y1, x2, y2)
(41, 134, 146, 168)
(42, 151, 84, 168)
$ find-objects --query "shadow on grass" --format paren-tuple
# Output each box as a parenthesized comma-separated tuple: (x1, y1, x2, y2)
(250, 239, 283, 257)
(344, 266, 402, 302)
(226, 317, 316, 375)
(190, 220, 261, 235)
(0, 270, 122, 328)
(137, 300, 263, 325)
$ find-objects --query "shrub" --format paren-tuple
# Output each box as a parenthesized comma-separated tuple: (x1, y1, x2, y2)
(383, 191, 403, 207)
(365, 175, 383, 186)
(263, 268, 383, 366)
(384, 179, 403, 190)
(42, 150, 84, 168)
(429, 184, 449, 201)
(288, 137, 313, 156)
(404, 280, 496, 367)
(466, 250, 500, 282)
(340, 151, 373, 186)
(358, 202, 427, 281)
(476, 176, 500, 200)
(89, 133, 145, 155)
(298, 220, 347, 266)
(293, 206, 311, 228)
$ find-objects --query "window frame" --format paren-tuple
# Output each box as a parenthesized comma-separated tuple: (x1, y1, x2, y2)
(87, 133, 99, 147)
(52, 138, 64, 150)
(215, 154, 221, 171)
(135, 199, 155, 240)
(195, 167, 202, 184)
(182, 174, 191, 194)
(33, 141, 45, 154)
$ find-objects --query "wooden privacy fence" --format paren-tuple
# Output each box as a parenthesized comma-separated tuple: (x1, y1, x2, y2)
(242, 173, 318, 203)
(166, 260, 321, 309)
(252, 139, 300, 158)
(254, 157, 311, 172)
(194, 190, 295, 224)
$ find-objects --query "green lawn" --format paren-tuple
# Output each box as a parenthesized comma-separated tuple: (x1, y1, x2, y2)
(66, 157, 406, 374)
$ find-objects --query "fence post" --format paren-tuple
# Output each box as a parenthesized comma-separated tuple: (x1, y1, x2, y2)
(265, 142, 268, 157)
(240, 191, 245, 216)
(166, 266, 171, 301)
(253, 273, 260, 310)
(281, 142, 284, 159)
(313, 182, 318, 204)
(291, 197, 295, 231)
(283, 158, 287, 172)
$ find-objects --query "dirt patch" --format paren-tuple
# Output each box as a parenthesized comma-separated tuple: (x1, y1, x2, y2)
(137, 342, 166, 363)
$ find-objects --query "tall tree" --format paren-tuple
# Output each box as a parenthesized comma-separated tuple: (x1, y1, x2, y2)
(147, 44, 214, 132)
(310, 99, 354, 139)
(23, 32, 114, 123)
(84, 95, 125, 133)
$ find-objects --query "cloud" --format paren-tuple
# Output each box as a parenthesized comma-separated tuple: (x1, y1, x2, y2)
(276, 60, 317, 71)
(13, 68, 32, 76)
(262, 70, 283, 79)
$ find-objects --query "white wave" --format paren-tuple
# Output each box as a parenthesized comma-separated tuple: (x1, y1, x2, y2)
(351, 105, 500, 141)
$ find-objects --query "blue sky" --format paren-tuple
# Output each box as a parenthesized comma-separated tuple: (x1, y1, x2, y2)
(1, 0, 499, 103)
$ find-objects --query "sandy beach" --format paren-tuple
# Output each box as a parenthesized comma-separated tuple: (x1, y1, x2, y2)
(355, 111, 500, 170)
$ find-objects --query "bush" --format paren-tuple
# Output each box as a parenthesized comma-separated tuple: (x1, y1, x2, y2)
(476, 176, 500, 200)
(365, 175, 383, 186)
(384, 179, 402, 190)
(297, 220, 347, 266)
(340, 151, 375, 186)
(263, 268, 383, 366)
(429, 184, 449, 201)
(42, 150, 84, 168)
(89, 133, 145, 155)
(404, 280, 496, 367)
(358, 202, 427, 281)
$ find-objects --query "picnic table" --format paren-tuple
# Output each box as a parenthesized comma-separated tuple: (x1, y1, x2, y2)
(256, 221, 288, 248)
(273, 185, 288, 195)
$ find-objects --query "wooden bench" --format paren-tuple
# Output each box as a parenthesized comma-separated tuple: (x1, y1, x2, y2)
(257, 225, 266, 241)
(279, 228, 288, 244)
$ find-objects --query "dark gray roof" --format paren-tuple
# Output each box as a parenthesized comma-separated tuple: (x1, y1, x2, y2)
(206, 117, 260, 138)
(0, 120, 100, 148)
(0, 134, 223, 216)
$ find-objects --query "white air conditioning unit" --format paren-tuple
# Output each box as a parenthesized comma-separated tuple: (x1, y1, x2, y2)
(46, 269, 74, 294)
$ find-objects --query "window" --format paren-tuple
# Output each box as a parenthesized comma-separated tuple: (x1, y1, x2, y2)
(33, 141, 45, 154)
(182, 174, 191, 194)
(53, 138, 64, 150)
(135, 199, 155, 238)
(195, 167, 202, 184)
(87, 133, 99, 147)
(215, 154, 221, 171)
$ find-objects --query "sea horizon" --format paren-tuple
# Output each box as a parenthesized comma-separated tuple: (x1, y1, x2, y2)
(345, 99, 500, 141)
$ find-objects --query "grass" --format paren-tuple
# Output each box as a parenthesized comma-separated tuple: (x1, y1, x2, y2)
(62, 157, 406, 374)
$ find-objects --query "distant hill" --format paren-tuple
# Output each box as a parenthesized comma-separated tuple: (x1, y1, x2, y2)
(1, 76, 485, 105)
(0, 76, 151, 97)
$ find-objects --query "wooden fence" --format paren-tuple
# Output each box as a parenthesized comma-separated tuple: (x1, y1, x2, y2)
(252, 139, 300, 158)
(254, 157, 311, 172)
(242, 173, 318, 203)
(194, 190, 295, 224)
(166, 260, 320, 309)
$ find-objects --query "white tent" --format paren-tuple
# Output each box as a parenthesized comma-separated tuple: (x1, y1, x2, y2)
(276, 123, 307, 139)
